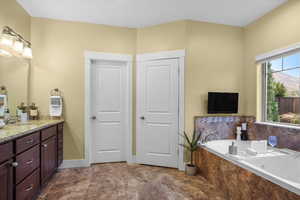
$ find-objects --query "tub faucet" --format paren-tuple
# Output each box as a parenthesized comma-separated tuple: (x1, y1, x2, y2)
(199, 130, 217, 144)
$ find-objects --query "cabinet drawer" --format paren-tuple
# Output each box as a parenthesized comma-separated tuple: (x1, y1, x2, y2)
(0, 142, 13, 164)
(16, 132, 40, 154)
(16, 145, 40, 184)
(41, 126, 57, 141)
(16, 169, 40, 200)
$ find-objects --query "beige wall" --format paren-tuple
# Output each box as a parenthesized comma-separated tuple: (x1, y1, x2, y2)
(185, 21, 245, 133)
(0, 0, 31, 112)
(29, 18, 246, 159)
(244, 0, 300, 116)
(136, 20, 187, 54)
(30, 18, 136, 159)
(4, 0, 295, 160)
(29, 18, 245, 159)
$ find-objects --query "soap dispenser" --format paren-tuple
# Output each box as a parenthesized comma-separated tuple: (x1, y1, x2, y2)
(236, 126, 242, 141)
(241, 123, 248, 141)
(229, 142, 238, 155)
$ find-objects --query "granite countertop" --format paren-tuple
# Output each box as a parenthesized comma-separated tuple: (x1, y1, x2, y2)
(0, 119, 64, 144)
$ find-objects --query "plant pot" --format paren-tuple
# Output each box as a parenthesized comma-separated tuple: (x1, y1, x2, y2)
(185, 164, 197, 176)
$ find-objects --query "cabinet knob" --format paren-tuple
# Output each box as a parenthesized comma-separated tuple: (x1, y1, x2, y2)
(91, 116, 97, 120)
(140, 116, 145, 120)
(43, 144, 48, 148)
(11, 162, 18, 167)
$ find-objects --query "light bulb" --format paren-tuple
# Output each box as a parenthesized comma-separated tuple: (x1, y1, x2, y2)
(13, 40, 24, 54)
(0, 49, 12, 57)
(0, 34, 14, 47)
(22, 46, 32, 59)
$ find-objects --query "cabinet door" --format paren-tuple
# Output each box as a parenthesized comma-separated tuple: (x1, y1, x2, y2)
(0, 160, 13, 200)
(57, 124, 63, 167)
(41, 136, 57, 185)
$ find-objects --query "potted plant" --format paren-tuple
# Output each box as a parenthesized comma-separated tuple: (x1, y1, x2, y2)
(180, 131, 201, 176)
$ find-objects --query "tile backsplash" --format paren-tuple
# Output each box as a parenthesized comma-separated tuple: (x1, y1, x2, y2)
(195, 116, 300, 152)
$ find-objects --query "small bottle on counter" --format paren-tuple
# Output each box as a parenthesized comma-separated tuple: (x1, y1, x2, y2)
(236, 126, 242, 141)
(16, 102, 27, 121)
(4, 107, 10, 123)
(16, 102, 24, 120)
(241, 123, 248, 141)
(229, 142, 238, 155)
(29, 103, 39, 120)
(17, 103, 28, 123)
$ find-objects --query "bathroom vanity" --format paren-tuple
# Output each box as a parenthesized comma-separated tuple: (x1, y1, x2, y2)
(0, 120, 64, 200)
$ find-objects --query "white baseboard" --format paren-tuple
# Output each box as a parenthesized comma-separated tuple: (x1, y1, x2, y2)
(127, 155, 136, 164)
(60, 157, 184, 171)
(179, 162, 186, 171)
(59, 159, 90, 169)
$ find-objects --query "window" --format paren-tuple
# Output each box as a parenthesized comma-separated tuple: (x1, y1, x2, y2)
(262, 52, 300, 125)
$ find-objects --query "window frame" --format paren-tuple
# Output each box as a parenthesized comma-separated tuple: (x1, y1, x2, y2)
(261, 51, 300, 127)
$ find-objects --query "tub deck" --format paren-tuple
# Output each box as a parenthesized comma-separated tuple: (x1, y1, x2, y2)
(195, 146, 300, 200)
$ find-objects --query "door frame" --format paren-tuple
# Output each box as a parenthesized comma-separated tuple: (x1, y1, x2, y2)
(136, 49, 185, 171)
(84, 51, 133, 166)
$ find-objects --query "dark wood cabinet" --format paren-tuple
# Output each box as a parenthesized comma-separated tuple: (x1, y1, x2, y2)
(0, 121, 63, 200)
(41, 136, 57, 185)
(0, 160, 13, 200)
(15, 169, 40, 200)
(15, 145, 40, 184)
(0, 142, 13, 164)
(57, 123, 63, 167)
(41, 126, 57, 141)
(16, 132, 40, 154)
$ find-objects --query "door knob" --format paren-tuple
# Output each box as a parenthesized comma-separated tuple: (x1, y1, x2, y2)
(140, 116, 145, 120)
(91, 116, 97, 120)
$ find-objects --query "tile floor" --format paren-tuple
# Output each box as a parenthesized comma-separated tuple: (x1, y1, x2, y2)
(38, 163, 226, 200)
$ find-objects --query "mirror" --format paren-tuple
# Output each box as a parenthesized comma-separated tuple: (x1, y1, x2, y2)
(0, 57, 29, 117)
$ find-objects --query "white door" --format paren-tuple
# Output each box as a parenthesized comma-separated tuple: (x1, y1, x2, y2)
(91, 60, 127, 163)
(137, 59, 179, 168)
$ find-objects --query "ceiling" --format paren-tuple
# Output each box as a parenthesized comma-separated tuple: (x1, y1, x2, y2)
(17, 0, 287, 28)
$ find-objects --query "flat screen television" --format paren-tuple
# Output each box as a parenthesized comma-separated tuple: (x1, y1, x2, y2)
(207, 92, 238, 114)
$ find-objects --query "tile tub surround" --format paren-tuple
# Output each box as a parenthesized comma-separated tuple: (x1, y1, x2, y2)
(195, 147, 300, 200)
(195, 115, 300, 151)
(194, 115, 255, 140)
(0, 119, 64, 143)
(37, 163, 226, 200)
(249, 123, 300, 151)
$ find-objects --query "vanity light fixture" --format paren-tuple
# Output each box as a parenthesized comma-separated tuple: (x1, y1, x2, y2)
(0, 26, 32, 59)
(0, 49, 12, 57)
(13, 39, 24, 54)
(22, 42, 32, 59)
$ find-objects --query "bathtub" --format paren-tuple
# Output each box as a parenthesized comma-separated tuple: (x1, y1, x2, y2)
(201, 139, 300, 196)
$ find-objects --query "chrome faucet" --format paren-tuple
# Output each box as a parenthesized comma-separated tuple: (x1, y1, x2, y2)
(4, 116, 17, 125)
(199, 130, 217, 144)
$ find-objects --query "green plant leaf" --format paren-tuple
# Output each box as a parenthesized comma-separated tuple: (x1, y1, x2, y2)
(191, 132, 202, 147)
(192, 130, 196, 144)
(179, 144, 192, 151)
(183, 131, 192, 146)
